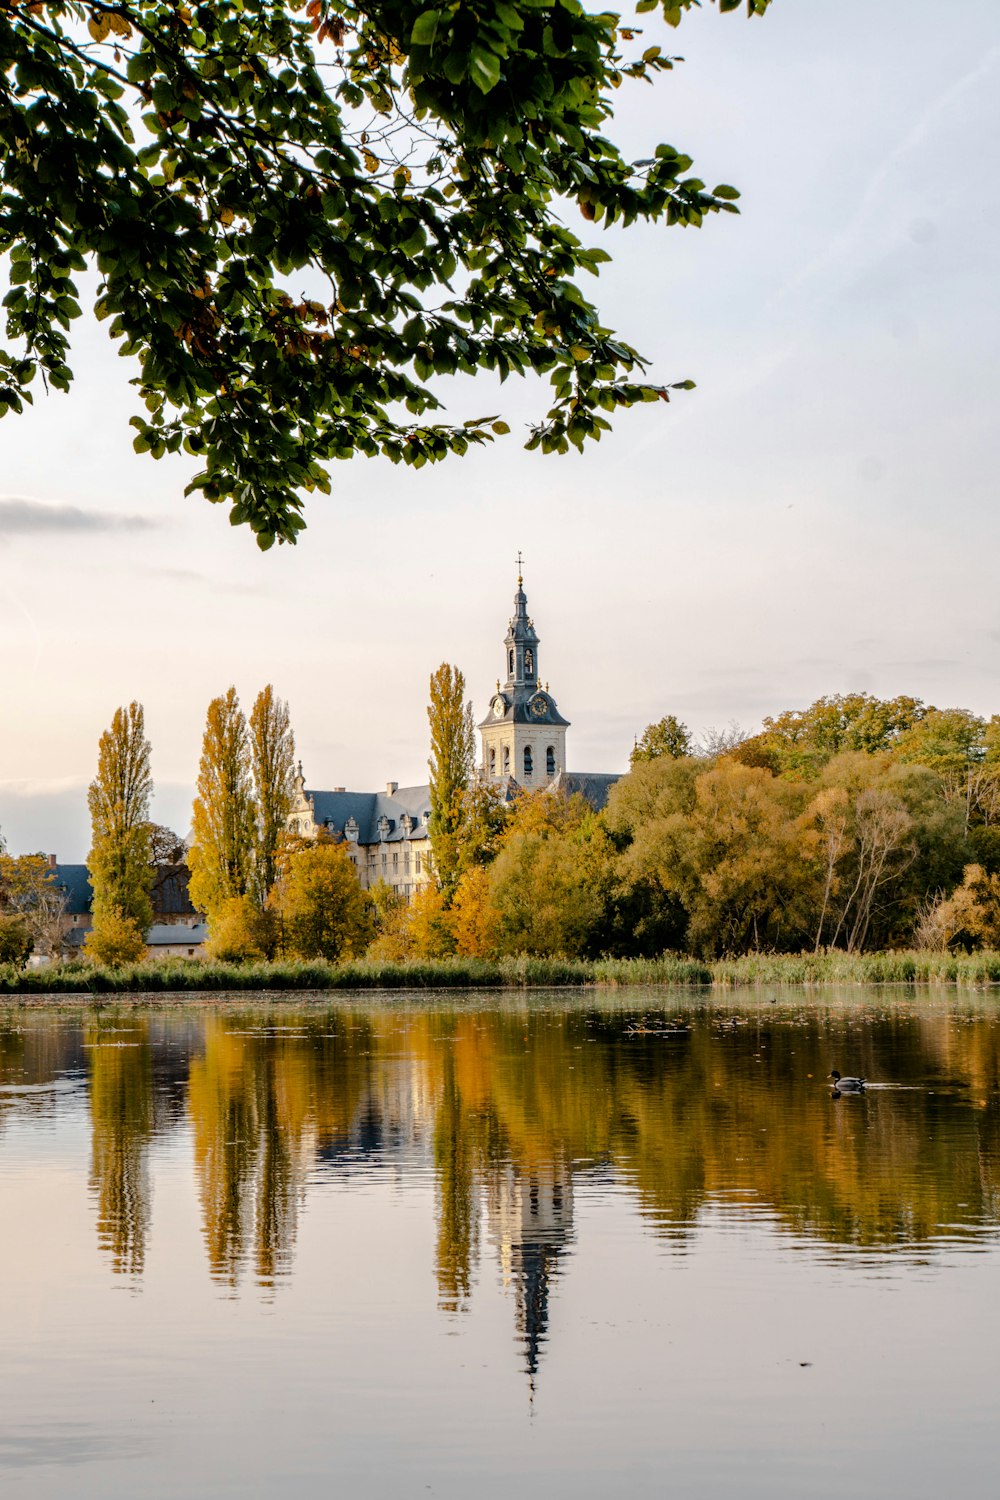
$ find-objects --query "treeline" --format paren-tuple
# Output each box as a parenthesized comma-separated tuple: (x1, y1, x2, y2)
(384, 692, 1000, 961)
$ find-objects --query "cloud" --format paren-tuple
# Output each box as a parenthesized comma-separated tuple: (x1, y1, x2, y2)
(0, 497, 156, 535)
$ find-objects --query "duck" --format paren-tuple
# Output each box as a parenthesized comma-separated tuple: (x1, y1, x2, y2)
(829, 1069, 865, 1091)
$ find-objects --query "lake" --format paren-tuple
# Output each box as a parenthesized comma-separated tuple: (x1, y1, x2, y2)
(2, 987, 1000, 1498)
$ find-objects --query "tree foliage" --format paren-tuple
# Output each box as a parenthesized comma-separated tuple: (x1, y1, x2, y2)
(83, 904, 148, 964)
(188, 686, 256, 915)
(87, 701, 155, 938)
(630, 713, 691, 765)
(249, 684, 296, 904)
(1, 0, 770, 547)
(0, 850, 68, 957)
(427, 661, 473, 899)
(274, 837, 372, 958)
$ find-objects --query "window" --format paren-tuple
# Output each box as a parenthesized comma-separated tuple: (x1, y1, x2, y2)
(381, 852, 387, 871)
(525, 648, 533, 675)
(489, 746, 496, 775)
(546, 745, 556, 776)
(404, 852, 410, 873)
(508, 649, 514, 675)
(502, 744, 510, 775)
(392, 852, 398, 870)
(415, 853, 422, 874)
(524, 745, 533, 777)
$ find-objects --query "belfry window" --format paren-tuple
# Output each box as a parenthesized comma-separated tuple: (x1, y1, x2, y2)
(525, 649, 533, 676)
(508, 649, 514, 676)
(546, 745, 556, 776)
(502, 744, 510, 775)
(489, 746, 496, 776)
(524, 745, 533, 777)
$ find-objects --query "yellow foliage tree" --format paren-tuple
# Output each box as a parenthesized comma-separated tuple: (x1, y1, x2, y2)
(84, 906, 147, 966)
(189, 688, 256, 920)
(449, 867, 501, 958)
(274, 841, 372, 961)
(87, 702, 154, 941)
(205, 894, 276, 962)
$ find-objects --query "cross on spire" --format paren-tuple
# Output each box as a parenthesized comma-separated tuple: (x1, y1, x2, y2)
(516, 549, 524, 585)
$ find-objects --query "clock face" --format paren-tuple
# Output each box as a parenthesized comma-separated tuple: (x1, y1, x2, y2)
(530, 694, 548, 718)
(492, 696, 506, 718)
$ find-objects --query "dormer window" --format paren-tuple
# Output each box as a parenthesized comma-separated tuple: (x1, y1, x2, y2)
(401, 813, 413, 836)
(377, 814, 391, 840)
(345, 816, 359, 842)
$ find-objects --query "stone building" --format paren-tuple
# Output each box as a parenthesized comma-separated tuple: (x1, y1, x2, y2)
(40, 857, 207, 961)
(288, 570, 621, 902)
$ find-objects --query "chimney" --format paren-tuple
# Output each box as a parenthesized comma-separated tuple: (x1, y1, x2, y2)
(48, 853, 57, 870)
(386, 781, 398, 795)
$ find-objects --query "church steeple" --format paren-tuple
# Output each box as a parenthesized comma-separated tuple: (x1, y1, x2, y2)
(479, 559, 569, 786)
(504, 556, 540, 689)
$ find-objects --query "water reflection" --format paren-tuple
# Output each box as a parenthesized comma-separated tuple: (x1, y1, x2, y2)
(4, 992, 1000, 1378)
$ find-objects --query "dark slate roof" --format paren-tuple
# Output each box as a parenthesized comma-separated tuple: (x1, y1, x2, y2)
(549, 771, 622, 813)
(306, 784, 433, 846)
(152, 864, 199, 918)
(478, 688, 570, 730)
(51, 864, 93, 915)
(51, 862, 200, 919)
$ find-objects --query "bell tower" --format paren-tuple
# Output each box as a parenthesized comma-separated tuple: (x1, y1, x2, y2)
(479, 558, 569, 787)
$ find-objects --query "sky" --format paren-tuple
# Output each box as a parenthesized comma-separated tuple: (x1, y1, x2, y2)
(1, 0, 999, 861)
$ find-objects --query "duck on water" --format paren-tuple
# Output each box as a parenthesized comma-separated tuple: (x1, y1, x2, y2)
(829, 1070, 865, 1092)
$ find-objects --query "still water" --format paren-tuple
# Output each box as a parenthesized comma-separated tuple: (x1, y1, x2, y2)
(2, 987, 1000, 1498)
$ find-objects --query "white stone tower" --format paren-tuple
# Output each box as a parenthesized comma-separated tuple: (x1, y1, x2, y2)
(479, 561, 569, 787)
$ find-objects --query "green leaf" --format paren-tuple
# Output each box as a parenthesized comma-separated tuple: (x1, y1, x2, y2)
(469, 48, 502, 93)
(411, 10, 444, 46)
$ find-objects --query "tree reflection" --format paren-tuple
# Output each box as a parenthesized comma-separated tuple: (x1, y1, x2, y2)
(87, 1019, 154, 1276)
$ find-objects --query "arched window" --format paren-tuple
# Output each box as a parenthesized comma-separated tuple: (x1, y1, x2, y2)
(546, 745, 556, 777)
(524, 745, 533, 777)
(489, 746, 496, 776)
(502, 744, 510, 775)
(525, 648, 533, 675)
(508, 649, 514, 676)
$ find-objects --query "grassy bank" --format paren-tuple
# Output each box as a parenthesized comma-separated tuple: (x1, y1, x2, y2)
(3, 949, 1000, 996)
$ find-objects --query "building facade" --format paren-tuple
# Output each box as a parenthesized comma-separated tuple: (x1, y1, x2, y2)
(289, 571, 621, 901)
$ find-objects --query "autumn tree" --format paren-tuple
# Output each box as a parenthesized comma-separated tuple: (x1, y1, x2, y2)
(488, 791, 604, 957)
(0, 0, 770, 547)
(189, 688, 256, 918)
(0, 851, 68, 958)
(631, 715, 692, 765)
(427, 663, 474, 901)
(249, 685, 296, 906)
(274, 840, 372, 960)
(86, 702, 155, 955)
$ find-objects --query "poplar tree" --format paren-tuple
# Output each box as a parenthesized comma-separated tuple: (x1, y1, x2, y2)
(189, 688, 256, 917)
(86, 702, 155, 942)
(427, 663, 474, 901)
(249, 685, 296, 906)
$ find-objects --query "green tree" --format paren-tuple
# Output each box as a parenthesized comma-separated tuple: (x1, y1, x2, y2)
(249, 685, 296, 906)
(189, 687, 256, 917)
(87, 702, 155, 941)
(275, 839, 372, 959)
(0, 915, 33, 968)
(761, 693, 927, 777)
(1, 0, 769, 547)
(630, 714, 692, 765)
(427, 663, 474, 901)
(488, 791, 604, 956)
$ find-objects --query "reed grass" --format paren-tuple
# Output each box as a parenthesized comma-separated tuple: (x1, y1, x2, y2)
(2, 949, 999, 996)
